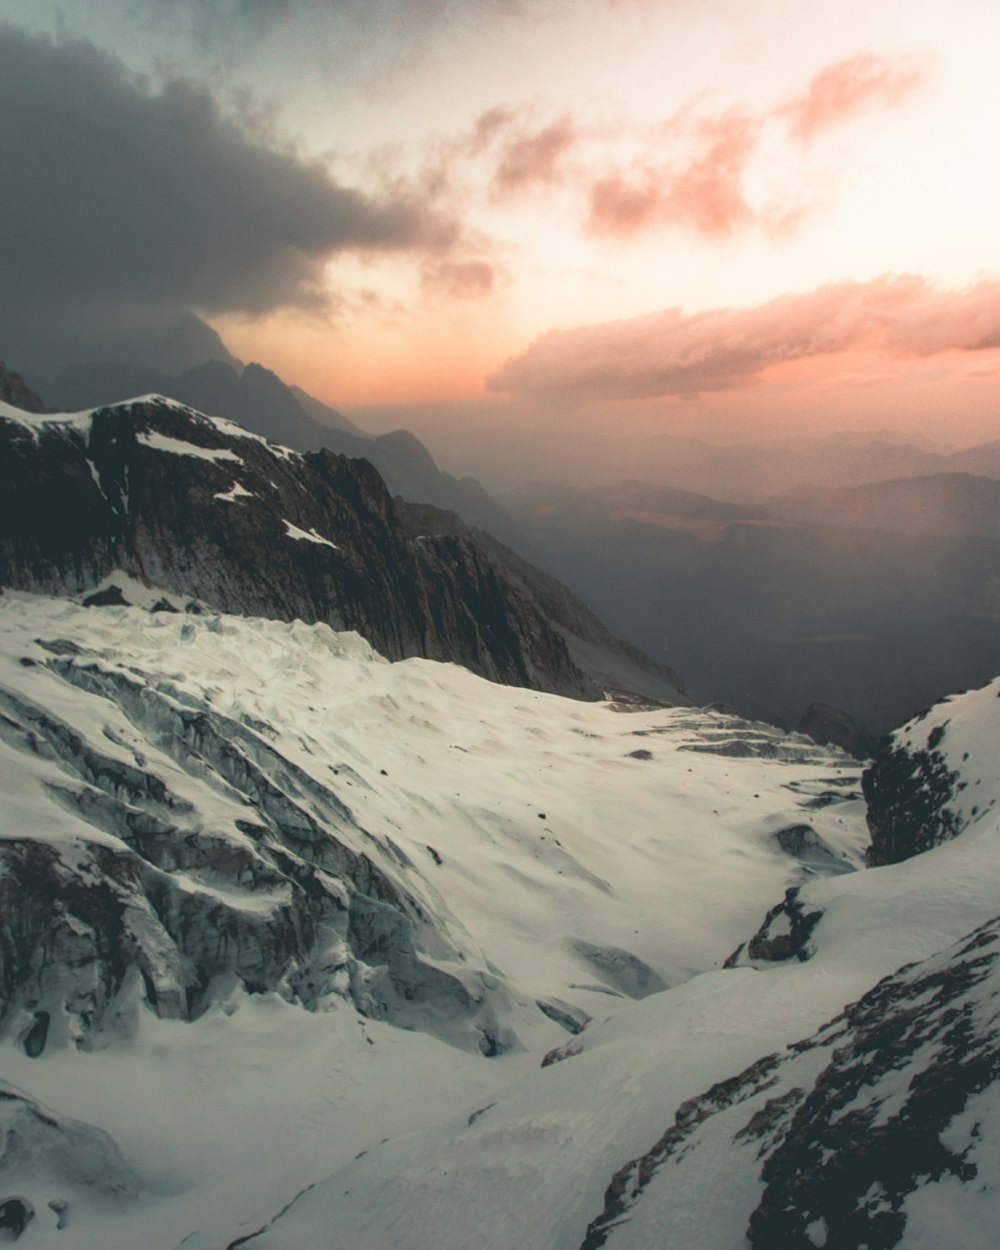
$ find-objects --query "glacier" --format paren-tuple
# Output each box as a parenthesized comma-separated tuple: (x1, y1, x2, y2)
(0, 592, 997, 1248)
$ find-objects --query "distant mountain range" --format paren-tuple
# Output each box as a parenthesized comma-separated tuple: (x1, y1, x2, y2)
(17, 314, 998, 740)
(506, 476, 1000, 736)
(458, 423, 1000, 503)
(2, 335, 1000, 1250)
(766, 472, 1000, 542)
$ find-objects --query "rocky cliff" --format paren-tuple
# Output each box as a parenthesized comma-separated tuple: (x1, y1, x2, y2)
(0, 394, 613, 699)
(0, 362, 46, 414)
(47, 357, 522, 543)
(863, 676, 1000, 865)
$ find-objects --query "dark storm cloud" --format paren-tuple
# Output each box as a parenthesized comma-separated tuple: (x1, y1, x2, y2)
(136, 0, 527, 73)
(0, 24, 456, 371)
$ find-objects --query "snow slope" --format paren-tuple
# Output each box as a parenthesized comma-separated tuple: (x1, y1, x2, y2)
(0, 593, 997, 1249)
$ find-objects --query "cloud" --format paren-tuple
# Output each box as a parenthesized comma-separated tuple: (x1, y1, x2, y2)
(779, 53, 928, 143)
(0, 24, 459, 372)
(136, 0, 529, 82)
(488, 276, 1000, 399)
(586, 110, 759, 239)
(582, 52, 928, 242)
(421, 260, 499, 299)
(491, 117, 579, 197)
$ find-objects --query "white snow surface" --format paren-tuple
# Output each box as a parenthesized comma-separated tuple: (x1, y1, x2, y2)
(0, 393, 289, 458)
(0, 594, 997, 1249)
(0, 393, 196, 440)
(136, 431, 242, 463)
(281, 520, 340, 549)
(214, 482, 255, 504)
(895, 674, 1000, 833)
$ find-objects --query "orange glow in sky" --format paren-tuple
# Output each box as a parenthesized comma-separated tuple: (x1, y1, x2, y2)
(11, 0, 996, 453)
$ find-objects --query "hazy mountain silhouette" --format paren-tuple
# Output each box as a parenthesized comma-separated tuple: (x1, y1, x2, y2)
(506, 478, 1000, 736)
(766, 473, 1000, 542)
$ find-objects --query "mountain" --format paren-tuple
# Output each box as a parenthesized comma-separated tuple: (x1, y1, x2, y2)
(948, 439, 1000, 479)
(0, 360, 46, 413)
(399, 501, 685, 705)
(0, 589, 998, 1248)
(288, 383, 368, 437)
(767, 473, 1000, 542)
(505, 477, 1000, 736)
(0, 394, 684, 705)
(48, 359, 360, 445)
(18, 312, 243, 386)
(47, 359, 527, 548)
(469, 425, 1000, 504)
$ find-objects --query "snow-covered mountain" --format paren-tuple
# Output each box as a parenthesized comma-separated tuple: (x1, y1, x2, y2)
(0, 394, 682, 704)
(1, 385, 998, 1249)
(0, 589, 997, 1248)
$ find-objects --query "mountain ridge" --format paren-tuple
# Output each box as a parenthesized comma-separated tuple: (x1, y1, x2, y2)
(0, 393, 684, 706)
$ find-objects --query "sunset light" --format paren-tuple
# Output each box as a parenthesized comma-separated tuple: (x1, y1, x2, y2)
(2, 0, 997, 464)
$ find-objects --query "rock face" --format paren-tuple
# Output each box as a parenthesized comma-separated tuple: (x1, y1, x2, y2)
(797, 701, 878, 760)
(725, 885, 825, 965)
(46, 358, 520, 540)
(863, 677, 1000, 865)
(0, 396, 605, 699)
(579, 913, 1000, 1250)
(0, 364, 45, 414)
(398, 502, 686, 702)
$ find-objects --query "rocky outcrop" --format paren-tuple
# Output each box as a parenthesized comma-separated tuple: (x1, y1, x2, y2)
(398, 502, 686, 702)
(863, 678, 1000, 865)
(725, 886, 825, 965)
(797, 701, 878, 760)
(0, 364, 45, 414)
(579, 913, 1000, 1250)
(0, 396, 596, 698)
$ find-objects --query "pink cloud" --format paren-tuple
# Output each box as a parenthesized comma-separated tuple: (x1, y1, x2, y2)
(421, 258, 498, 298)
(488, 276, 1000, 399)
(466, 106, 518, 157)
(491, 117, 579, 197)
(779, 53, 928, 142)
(587, 111, 759, 239)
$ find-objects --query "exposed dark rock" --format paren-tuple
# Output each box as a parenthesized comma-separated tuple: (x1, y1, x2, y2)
(864, 715, 965, 866)
(46, 356, 520, 541)
(541, 1039, 583, 1068)
(22, 1011, 49, 1058)
(770, 824, 854, 877)
(728, 887, 825, 965)
(797, 701, 879, 760)
(578, 914, 1000, 1250)
(578, 1054, 783, 1249)
(0, 397, 599, 699)
(397, 502, 686, 704)
(82, 584, 129, 607)
(747, 920, 1000, 1249)
(0, 1197, 33, 1241)
(0, 364, 46, 414)
(536, 998, 591, 1035)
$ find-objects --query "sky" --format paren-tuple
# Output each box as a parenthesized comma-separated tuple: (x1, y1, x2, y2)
(2, 0, 1000, 470)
